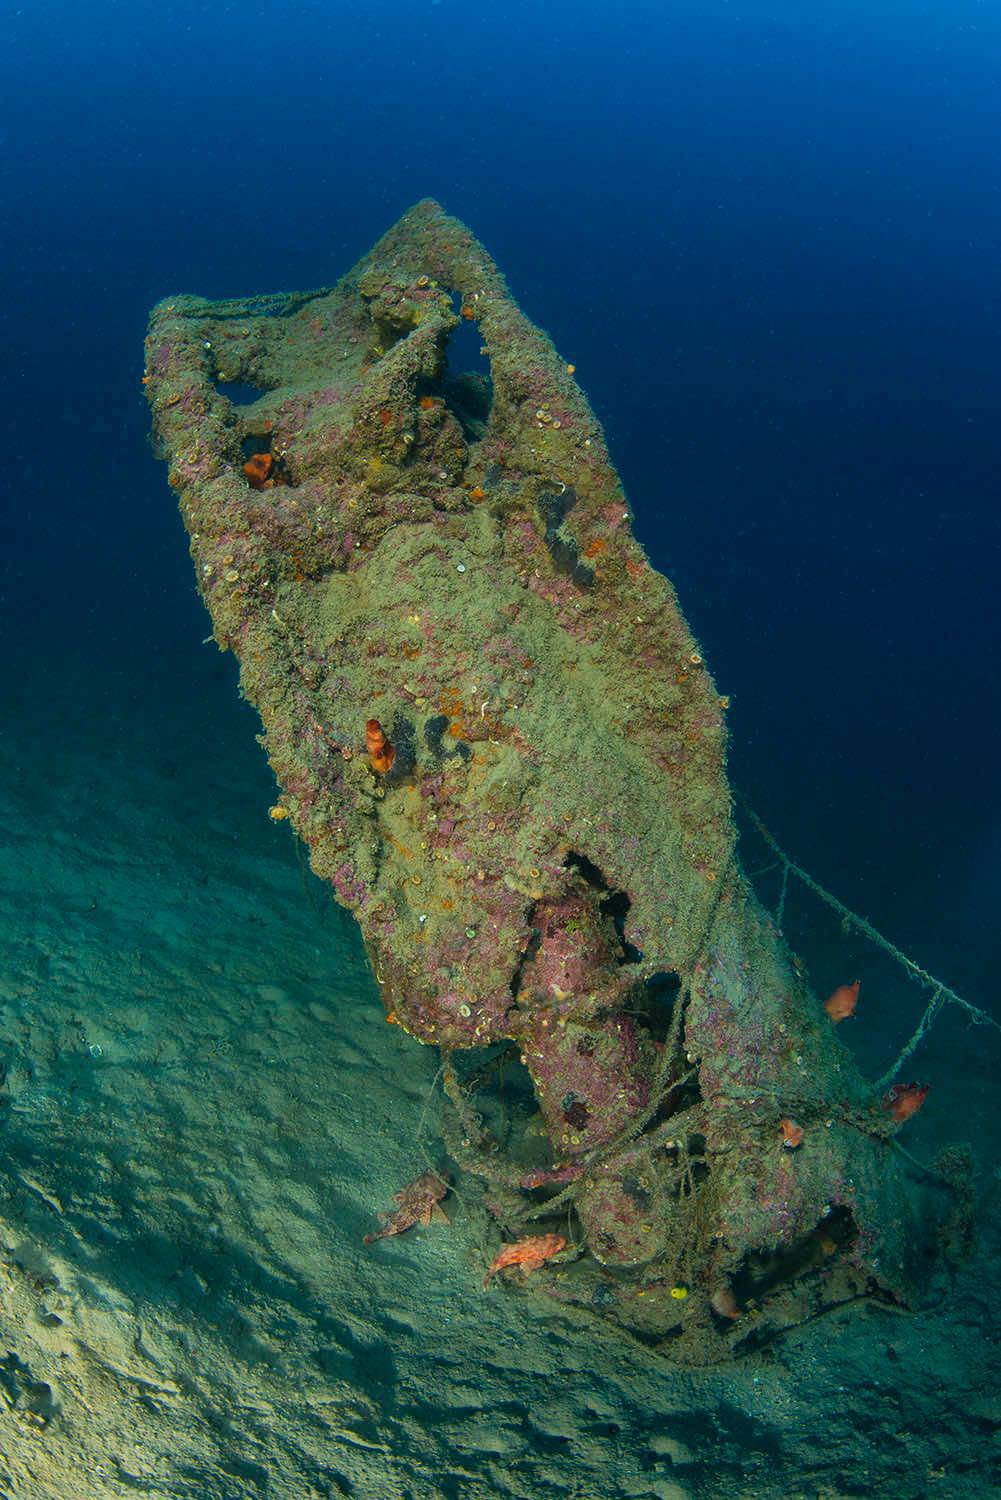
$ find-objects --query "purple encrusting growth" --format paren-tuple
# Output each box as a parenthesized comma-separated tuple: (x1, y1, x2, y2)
(145, 201, 962, 1359)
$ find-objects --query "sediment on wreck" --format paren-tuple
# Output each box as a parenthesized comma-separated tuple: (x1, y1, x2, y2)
(145, 199, 966, 1361)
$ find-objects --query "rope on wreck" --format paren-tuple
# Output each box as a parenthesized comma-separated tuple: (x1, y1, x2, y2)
(162, 286, 337, 321)
(740, 801, 1001, 1088)
(518, 842, 740, 1227)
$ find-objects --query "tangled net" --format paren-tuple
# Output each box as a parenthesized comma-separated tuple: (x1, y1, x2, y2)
(741, 802, 1000, 1091)
(431, 802, 991, 1358)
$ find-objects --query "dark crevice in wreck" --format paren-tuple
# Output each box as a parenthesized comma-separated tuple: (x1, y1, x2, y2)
(441, 372, 492, 441)
(602, 890, 642, 963)
(240, 435, 271, 461)
(387, 714, 417, 780)
(424, 715, 471, 763)
(564, 850, 607, 888)
(452, 1044, 537, 1155)
(215, 379, 266, 406)
(537, 486, 594, 588)
(508, 911, 542, 1002)
(731, 1204, 859, 1316)
(564, 852, 643, 964)
(637, 971, 683, 1045)
(438, 308, 493, 439)
(447, 303, 492, 378)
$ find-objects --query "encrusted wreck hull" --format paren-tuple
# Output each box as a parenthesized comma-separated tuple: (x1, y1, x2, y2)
(146, 200, 948, 1357)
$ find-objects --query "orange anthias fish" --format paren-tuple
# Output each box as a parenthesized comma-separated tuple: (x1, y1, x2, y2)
(483, 1233, 567, 1287)
(778, 1117, 804, 1149)
(824, 979, 860, 1022)
(363, 1170, 450, 1244)
(881, 1082, 929, 1124)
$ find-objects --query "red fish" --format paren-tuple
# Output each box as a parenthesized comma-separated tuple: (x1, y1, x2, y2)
(881, 1082, 929, 1123)
(483, 1233, 566, 1287)
(824, 979, 860, 1022)
(363, 1170, 450, 1243)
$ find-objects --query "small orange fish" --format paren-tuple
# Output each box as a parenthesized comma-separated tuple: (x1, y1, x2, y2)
(483, 1232, 566, 1287)
(363, 1170, 450, 1243)
(778, 1117, 804, 1149)
(881, 1082, 929, 1123)
(824, 979, 860, 1022)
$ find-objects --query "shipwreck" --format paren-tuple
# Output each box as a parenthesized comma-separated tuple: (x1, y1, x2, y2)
(145, 200, 970, 1360)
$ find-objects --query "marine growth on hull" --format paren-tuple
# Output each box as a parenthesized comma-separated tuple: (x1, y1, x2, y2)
(145, 199, 968, 1362)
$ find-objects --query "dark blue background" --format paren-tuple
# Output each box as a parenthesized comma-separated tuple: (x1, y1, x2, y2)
(3, 0, 999, 1005)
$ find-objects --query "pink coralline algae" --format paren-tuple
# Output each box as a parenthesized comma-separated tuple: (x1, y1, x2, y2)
(331, 863, 367, 909)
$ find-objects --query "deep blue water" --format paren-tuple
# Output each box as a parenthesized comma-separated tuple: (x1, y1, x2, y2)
(3, 0, 999, 1010)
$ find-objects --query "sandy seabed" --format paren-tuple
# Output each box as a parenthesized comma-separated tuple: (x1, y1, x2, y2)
(1, 649, 998, 1500)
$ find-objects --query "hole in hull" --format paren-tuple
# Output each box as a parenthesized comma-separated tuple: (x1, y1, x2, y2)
(436, 298, 493, 438)
(215, 380, 265, 406)
(563, 852, 642, 963)
(453, 1044, 540, 1158)
(729, 1204, 859, 1319)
